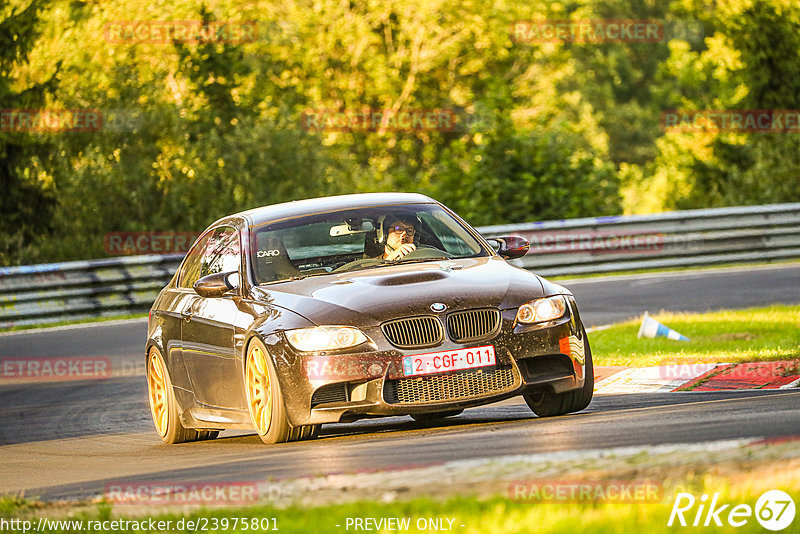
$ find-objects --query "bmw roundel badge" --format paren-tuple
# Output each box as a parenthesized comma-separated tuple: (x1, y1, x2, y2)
(430, 302, 447, 313)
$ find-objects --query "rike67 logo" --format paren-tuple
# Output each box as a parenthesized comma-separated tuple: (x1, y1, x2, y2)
(669, 490, 796, 531)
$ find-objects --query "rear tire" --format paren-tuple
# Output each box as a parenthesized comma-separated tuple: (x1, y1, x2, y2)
(524, 328, 594, 417)
(147, 347, 212, 444)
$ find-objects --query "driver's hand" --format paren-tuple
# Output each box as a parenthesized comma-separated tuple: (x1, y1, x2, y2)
(385, 243, 416, 261)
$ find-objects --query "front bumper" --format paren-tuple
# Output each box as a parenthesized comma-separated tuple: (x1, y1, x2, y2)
(263, 300, 587, 426)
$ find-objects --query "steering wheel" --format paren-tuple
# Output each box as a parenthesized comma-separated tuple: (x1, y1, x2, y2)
(332, 246, 452, 272)
(395, 245, 452, 260)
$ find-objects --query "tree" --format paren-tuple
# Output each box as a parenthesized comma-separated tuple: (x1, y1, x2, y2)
(637, 0, 800, 211)
(0, 0, 59, 264)
(684, 0, 800, 208)
(433, 108, 621, 225)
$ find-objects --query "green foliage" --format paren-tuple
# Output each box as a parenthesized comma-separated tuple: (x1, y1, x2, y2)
(643, 0, 800, 211)
(0, 0, 59, 265)
(434, 109, 620, 225)
(2, 0, 800, 264)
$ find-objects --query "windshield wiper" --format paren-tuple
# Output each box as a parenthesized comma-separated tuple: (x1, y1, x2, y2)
(333, 256, 453, 274)
(379, 256, 450, 266)
(259, 274, 309, 286)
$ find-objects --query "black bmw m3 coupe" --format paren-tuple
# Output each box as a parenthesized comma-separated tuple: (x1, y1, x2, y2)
(146, 193, 593, 444)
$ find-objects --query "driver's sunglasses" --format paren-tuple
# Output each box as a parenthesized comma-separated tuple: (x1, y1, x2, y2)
(389, 225, 415, 236)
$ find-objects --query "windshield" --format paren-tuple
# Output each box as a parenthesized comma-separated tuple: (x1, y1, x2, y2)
(249, 203, 489, 284)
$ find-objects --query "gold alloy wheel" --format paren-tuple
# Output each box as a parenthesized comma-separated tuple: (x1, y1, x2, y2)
(147, 350, 168, 437)
(246, 344, 273, 435)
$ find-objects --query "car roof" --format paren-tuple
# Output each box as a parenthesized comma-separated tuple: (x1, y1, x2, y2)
(221, 192, 439, 229)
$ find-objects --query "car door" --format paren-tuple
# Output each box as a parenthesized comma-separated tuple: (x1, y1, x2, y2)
(180, 226, 246, 409)
(161, 231, 216, 393)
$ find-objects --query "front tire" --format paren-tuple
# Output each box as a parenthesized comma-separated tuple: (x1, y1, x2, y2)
(524, 329, 594, 417)
(245, 339, 319, 444)
(147, 347, 218, 444)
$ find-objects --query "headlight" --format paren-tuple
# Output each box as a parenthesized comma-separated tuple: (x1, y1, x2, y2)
(516, 296, 568, 324)
(285, 326, 368, 352)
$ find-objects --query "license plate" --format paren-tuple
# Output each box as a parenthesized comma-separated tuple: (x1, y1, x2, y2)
(402, 345, 496, 377)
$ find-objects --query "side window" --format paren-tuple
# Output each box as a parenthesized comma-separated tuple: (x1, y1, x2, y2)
(178, 233, 212, 289)
(418, 212, 482, 256)
(177, 227, 240, 289)
(200, 227, 240, 278)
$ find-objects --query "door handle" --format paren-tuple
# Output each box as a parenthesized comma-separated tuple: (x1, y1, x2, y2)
(182, 312, 192, 322)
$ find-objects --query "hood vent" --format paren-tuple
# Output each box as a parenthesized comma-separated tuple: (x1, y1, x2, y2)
(370, 271, 448, 286)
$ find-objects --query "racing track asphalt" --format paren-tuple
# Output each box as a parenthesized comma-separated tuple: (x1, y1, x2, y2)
(1, 263, 799, 501)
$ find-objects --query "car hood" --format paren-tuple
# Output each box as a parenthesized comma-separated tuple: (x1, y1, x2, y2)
(251, 256, 557, 327)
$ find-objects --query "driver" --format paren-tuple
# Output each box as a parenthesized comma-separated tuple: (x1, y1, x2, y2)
(380, 217, 417, 261)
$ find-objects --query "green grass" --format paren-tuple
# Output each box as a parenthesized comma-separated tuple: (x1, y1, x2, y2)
(3, 477, 798, 533)
(547, 259, 800, 282)
(588, 305, 800, 367)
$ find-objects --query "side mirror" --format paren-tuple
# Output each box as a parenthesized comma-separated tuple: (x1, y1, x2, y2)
(488, 236, 530, 260)
(193, 271, 239, 298)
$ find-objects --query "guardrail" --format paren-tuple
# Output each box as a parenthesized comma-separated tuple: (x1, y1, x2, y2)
(480, 202, 800, 276)
(2, 203, 799, 328)
(0, 255, 183, 328)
